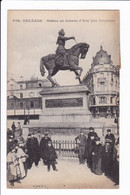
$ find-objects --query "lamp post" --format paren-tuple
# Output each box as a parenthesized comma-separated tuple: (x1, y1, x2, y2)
(27, 104, 30, 124)
(114, 95, 119, 135)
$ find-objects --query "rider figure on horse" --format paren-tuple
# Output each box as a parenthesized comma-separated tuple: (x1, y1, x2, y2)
(55, 29, 75, 67)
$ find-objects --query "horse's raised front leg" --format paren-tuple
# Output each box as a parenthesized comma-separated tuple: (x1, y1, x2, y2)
(74, 70, 83, 84)
(47, 69, 59, 87)
(70, 62, 83, 77)
(79, 67, 83, 77)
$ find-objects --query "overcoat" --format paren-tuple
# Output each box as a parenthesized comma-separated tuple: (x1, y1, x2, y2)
(91, 143, 103, 175)
(26, 137, 40, 162)
(40, 137, 52, 159)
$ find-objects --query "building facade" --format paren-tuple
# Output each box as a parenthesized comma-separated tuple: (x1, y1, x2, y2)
(83, 46, 119, 120)
(7, 77, 51, 122)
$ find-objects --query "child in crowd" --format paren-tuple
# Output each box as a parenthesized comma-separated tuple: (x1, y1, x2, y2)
(7, 142, 28, 187)
(7, 145, 21, 186)
(44, 141, 58, 172)
(15, 144, 28, 179)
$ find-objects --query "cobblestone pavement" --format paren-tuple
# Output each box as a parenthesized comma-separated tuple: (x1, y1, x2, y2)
(7, 157, 118, 189)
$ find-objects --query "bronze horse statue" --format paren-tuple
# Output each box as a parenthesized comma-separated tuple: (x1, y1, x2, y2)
(40, 43, 89, 87)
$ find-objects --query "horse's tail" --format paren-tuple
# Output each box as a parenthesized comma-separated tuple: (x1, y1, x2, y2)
(40, 57, 46, 76)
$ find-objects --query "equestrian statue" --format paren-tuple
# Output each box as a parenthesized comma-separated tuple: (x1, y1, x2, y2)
(40, 29, 90, 87)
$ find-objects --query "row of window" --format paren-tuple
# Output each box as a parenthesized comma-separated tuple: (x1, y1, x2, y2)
(7, 98, 42, 110)
(91, 96, 115, 105)
(10, 83, 43, 90)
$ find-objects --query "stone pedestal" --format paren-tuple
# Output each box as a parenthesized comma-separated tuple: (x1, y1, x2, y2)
(22, 85, 109, 139)
(39, 85, 91, 128)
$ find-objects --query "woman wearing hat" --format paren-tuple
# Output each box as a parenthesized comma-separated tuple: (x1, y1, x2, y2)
(91, 137, 103, 175)
(55, 29, 75, 67)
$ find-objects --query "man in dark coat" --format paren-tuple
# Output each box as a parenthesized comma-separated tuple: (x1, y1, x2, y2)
(7, 135, 15, 154)
(104, 129, 115, 177)
(75, 129, 87, 164)
(7, 128, 13, 139)
(26, 133, 40, 169)
(40, 131, 52, 164)
(91, 137, 103, 175)
(88, 127, 98, 140)
(105, 129, 115, 149)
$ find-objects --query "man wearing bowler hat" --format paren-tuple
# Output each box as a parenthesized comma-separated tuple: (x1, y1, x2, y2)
(105, 129, 115, 150)
(40, 131, 52, 165)
(26, 133, 40, 169)
(88, 127, 98, 140)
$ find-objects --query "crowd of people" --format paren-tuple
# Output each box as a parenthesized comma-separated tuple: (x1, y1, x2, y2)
(75, 127, 119, 185)
(7, 124, 119, 187)
(7, 129, 58, 186)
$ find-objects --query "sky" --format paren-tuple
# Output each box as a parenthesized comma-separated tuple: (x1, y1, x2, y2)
(7, 10, 120, 86)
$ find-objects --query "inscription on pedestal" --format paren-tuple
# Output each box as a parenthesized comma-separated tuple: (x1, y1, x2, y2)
(45, 98, 83, 108)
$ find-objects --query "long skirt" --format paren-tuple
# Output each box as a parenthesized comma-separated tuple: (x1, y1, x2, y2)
(92, 159, 103, 175)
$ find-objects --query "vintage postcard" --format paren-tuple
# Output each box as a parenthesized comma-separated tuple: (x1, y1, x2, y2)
(6, 10, 120, 189)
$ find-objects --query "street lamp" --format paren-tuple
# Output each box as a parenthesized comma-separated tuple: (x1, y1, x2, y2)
(114, 95, 119, 135)
(27, 103, 30, 124)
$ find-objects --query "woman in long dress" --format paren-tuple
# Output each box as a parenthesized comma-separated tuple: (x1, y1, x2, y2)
(91, 137, 103, 175)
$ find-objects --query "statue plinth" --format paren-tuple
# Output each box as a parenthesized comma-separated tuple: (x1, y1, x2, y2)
(39, 85, 91, 128)
(22, 85, 106, 139)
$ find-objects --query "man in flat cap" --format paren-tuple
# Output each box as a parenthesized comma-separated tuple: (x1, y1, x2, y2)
(75, 129, 87, 164)
(55, 29, 75, 67)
